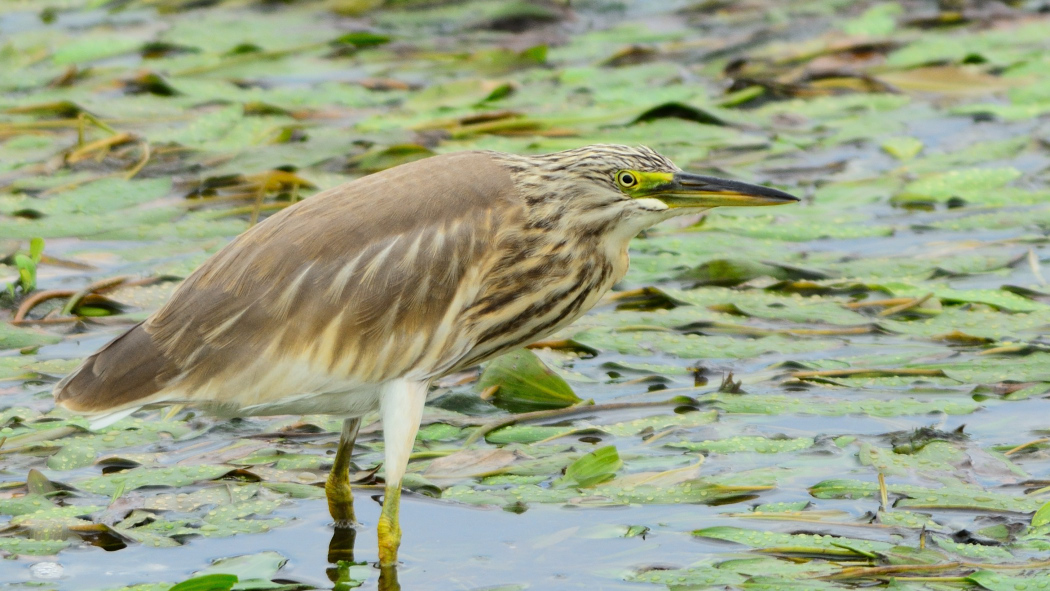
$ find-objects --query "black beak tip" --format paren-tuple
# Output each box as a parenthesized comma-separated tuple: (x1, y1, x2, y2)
(769, 187, 801, 203)
(673, 172, 800, 204)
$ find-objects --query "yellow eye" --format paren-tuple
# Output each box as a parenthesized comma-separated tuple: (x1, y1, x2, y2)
(617, 171, 638, 188)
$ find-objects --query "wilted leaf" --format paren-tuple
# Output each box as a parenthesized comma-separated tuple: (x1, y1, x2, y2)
(879, 66, 1018, 95)
(195, 551, 287, 583)
(424, 449, 519, 479)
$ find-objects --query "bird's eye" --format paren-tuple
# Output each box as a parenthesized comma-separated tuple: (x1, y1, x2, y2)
(617, 171, 637, 188)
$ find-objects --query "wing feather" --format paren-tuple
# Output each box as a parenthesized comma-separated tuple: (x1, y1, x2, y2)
(54, 152, 522, 415)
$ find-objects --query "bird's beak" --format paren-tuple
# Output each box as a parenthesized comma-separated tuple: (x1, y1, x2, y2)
(650, 172, 799, 208)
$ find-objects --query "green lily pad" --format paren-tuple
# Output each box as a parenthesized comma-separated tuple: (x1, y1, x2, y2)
(694, 526, 894, 556)
(556, 445, 621, 488)
(0, 493, 57, 516)
(710, 393, 980, 417)
(894, 167, 1022, 204)
(664, 287, 869, 326)
(485, 410, 718, 444)
(478, 349, 581, 412)
(668, 436, 815, 454)
(0, 537, 70, 556)
(1033, 501, 1050, 528)
(885, 283, 1049, 313)
(416, 423, 466, 442)
(195, 551, 287, 585)
(46, 420, 193, 470)
(444, 472, 774, 508)
(856, 441, 966, 476)
(75, 465, 233, 496)
(881, 136, 923, 160)
(919, 352, 1050, 384)
(230, 449, 325, 471)
(934, 537, 1013, 561)
(810, 480, 1044, 513)
(169, 574, 238, 591)
(842, 3, 901, 36)
(573, 329, 839, 358)
(627, 565, 745, 587)
(967, 570, 1050, 591)
(0, 323, 61, 350)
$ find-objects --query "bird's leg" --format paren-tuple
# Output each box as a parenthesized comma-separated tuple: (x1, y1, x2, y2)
(377, 379, 428, 567)
(325, 417, 362, 528)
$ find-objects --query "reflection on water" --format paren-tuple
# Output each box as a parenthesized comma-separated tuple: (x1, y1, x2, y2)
(378, 566, 400, 591)
(326, 524, 401, 591)
(327, 525, 358, 566)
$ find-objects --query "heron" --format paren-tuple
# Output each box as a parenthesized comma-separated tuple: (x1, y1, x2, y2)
(53, 144, 798, 566)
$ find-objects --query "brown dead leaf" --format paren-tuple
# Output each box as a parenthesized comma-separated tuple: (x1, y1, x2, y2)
(877, 66, 1021, 95)
(424, 448, 520, 479)
(603, 461, 702, 488)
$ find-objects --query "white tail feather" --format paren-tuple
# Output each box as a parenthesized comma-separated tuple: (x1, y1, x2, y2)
(88, 407, 140, 430)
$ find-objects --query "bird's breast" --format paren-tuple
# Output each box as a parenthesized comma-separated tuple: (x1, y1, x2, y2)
(443, 233, 624, 373)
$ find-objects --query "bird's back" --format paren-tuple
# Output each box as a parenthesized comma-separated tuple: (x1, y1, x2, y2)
(54, 152, 525, 420)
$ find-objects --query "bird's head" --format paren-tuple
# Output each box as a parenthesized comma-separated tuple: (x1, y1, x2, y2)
(496, 144, 798, 237)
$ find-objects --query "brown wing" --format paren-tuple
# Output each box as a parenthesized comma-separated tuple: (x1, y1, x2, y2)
(54, 152, 523, 414)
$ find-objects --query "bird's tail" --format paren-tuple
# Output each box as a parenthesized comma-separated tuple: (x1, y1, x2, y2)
(53, 321, 176, 429)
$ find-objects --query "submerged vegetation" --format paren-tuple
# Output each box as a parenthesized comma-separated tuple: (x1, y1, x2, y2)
(2, 0, 1050, 589)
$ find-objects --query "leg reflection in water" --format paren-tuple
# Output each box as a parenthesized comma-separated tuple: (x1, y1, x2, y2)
(327, 526, 358, 565)
(326, 517, 401, 591)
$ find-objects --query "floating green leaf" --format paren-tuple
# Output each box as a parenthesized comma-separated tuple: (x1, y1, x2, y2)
(0, 323, 60, 350)
(195, 551, 287, 585)
(668, 436, 815, 454)
(627, 565, 744, 587)
(968, 570, 1050, 591)
(894, 167, 1022, 204)
(810, 479, 1043, 513)
(557, 445, 622, 488)
(169, 574, 238, 591)
(0, 537, 69, 556)
(75, 465, 233, 496)
(694, 526, 894, 556)
(478, 349, 581, 412)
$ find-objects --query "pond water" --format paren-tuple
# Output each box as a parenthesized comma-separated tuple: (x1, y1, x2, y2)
(2, 0, 1050, 589)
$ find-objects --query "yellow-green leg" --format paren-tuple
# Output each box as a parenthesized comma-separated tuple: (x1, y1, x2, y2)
(377, 379, 428, 567)
(325, 417, 361, 528)
(377, 484, 402, 566)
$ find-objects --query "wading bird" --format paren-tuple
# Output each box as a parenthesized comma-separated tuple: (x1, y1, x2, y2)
(54, 145, 798, 566)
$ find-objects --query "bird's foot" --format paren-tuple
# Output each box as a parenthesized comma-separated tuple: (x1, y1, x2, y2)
(377, 513, 401, 567)
(325, 473, 357, 526)
(377, 484, 402, 567)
